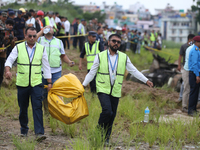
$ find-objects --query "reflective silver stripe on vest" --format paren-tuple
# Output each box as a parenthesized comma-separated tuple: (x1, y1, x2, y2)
(86, 41, 97, 56)
(87, 61, 94, 63)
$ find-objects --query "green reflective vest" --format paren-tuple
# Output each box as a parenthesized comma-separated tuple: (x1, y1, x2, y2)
(85, 41, 100, 70)
(96, 50, 127, 98)
(77, 23, 85, 35)
(16, 42, 44, 87)
(59, 26, 65, 34)
(143, 34, 148, 41)
(150, 33, 155, 42)
(44, 16, 50, 26)
(38, 36, 61, 68)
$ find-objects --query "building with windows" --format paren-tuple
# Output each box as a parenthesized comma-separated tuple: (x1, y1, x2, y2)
(160, 14, 195, 43)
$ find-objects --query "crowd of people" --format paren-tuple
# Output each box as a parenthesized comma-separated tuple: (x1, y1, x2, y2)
(0, 7, 158, 145)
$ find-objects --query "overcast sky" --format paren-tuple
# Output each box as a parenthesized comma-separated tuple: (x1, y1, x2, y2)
(72, 0, 195, 15)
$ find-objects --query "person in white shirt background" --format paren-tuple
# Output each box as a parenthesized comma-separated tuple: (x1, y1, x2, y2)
(26, 12, 35, 28)
(64, 17, 70, 50)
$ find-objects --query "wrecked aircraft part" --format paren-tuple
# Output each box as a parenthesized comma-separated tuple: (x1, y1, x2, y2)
(126, 54, 181, 91)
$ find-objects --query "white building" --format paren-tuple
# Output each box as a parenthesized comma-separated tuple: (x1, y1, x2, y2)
(160, 17, 196, 43)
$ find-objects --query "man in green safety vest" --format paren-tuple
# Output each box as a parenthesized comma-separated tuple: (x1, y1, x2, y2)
(143, 30, 149, 46)
(43, 11, 58, 34)
(82, 34, 153, 145)
(37, 26, 75, 113)
(150, 30, 156, 47)
(79, 31, 104, 94)
(5, 27, 52, 142)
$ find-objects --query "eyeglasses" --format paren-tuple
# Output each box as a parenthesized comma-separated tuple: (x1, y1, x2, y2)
(28, 34, 37, 38)
(111, 39, 121, 44)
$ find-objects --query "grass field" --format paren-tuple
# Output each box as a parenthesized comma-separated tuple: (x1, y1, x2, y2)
(1, 43, 197, 150)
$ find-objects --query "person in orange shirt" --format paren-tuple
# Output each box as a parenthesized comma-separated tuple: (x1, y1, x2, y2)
(36, 10, 44, 30)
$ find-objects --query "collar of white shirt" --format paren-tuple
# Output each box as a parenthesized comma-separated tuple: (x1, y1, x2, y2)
(25, 42, 36, 49)
(107, 49, 119, 55)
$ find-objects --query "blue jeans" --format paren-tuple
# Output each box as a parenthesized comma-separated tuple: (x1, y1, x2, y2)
(17, 84, 44, 135)
(98, 93, 119, 140)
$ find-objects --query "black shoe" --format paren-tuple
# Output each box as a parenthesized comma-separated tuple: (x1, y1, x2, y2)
(36, 134, 46, 142)
(188, 110, 199, 117)
(182, 107, 188, 113)
(20, 133, 27, 137)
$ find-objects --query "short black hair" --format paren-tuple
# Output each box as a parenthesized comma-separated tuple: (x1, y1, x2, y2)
(25, 27, 37, 34)
(29, 9, 35, 13)
(27, 12, 31, 17)
(188, 34, 195, 41)
(97, 26, 102, 31)
(138, 32, 141, 35)
(55, 12, 59, 15)
(108, 34, 121, 41)
(5, 19, 14, 26)
(23, 15, 28, 20)
(65, 17, 68, 20)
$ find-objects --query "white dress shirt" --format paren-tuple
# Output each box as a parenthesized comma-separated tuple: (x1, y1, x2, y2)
(38, 36, 65, 74)
(64, 20, 70, 32)
(26, 17, 35, 28)
(5, 42, 52, 79)
(55, 16, 61, 23)
(82, 50, 148, 86)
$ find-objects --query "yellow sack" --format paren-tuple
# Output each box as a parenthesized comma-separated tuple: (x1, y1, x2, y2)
(47, 73, 89, 124)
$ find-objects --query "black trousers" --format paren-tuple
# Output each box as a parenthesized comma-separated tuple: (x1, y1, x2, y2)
(0, 57, 5, 87)
(78, 36, 85, 52)
(98, 93, 119, 139)
(73, 36, 77, 48)
(65, 32, 70, 49)
(188, 72, 200, 114)
(17, 84, 44, 135)
(87, 70, 96, 93)
(59, 33, 66, 49)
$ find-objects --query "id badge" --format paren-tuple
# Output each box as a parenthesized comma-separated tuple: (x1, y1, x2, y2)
(112, 73, 116, 80)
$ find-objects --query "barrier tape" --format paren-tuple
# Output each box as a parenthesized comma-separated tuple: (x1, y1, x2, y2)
(128, 40, 177, 57)
(0, 34, 88, 52)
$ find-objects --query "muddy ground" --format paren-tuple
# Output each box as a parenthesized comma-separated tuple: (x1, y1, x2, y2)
(1, 49, 195, 150)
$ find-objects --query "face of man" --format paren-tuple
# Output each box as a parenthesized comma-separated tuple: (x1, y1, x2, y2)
(108, 36, 121, 52)
(98, 28, 103, 34)
(6, 24, 13, 30)
(25, 29, 37, 45)
(88, 35, 96, 43)
(76, 19, 79, 24)
(18, 14, 22, 19)
(2, 16, 7, 22)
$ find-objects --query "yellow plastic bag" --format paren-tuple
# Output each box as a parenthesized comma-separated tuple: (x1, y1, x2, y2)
(47, 73, 89, 124)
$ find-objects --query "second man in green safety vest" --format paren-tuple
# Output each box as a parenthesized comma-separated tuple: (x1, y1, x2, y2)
(37, 26, 75, 113)
(79, 31, 104, 93)
(82, 34, 153, 145)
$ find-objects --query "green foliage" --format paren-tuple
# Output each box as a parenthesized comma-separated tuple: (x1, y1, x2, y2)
(12, 135, 37, 150)
(191, 0, 200, 23)
(83, 11, 106, 23)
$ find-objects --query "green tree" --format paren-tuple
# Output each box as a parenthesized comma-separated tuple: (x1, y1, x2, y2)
(191, 0, 200, 23)
(82, 11, 106, 23)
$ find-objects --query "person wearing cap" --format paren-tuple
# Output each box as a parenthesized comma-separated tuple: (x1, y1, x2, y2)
(36, 10, 44, 30)
(0, 12, 8, 29)
(8, 11, 15, 20)
(37, 26, 75, 113)
(188, 36, 200, 116)
(79, 31, 103, 94)
(14, 10, 26, 41)
(77, 19, 86, 52)
(82, 34, 153, 145)
(19, 8, 26, 16)
(5, 27, 52, 141)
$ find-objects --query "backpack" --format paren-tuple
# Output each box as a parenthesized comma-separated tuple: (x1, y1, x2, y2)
(30, 18, 41, 33)
(35, 20, 41, 33)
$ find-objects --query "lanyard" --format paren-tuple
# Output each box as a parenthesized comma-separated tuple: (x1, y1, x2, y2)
(30, 47, 36, 59)
(108, 50, 118, 73)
